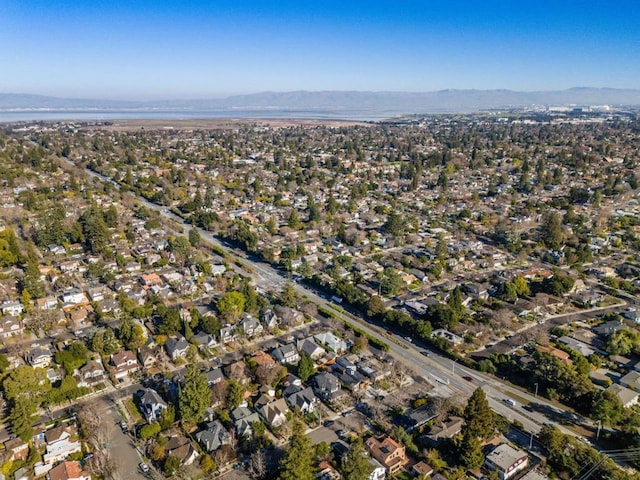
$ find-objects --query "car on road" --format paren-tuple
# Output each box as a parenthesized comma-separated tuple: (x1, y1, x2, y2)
(462, 376, 473, 382)
(139, 462, 150, 473)
(119, 421, 128, 433)
(503, 398, 517, 407)
(386, 330, 394, 335)
(404, 336, 413, 343)
(421, 351, 430, 357)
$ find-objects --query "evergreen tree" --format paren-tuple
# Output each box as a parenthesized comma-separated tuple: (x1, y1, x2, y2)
(297, 353, 315, 382)
(341, 438, 373, 480)
(541, 212, 564, 250)
(463, 388, 494, 440)
(281, 280, 297, 307)
(178, 363, 209, 426)
(459, 430, 484, 469)
(278, 419, 315, 480)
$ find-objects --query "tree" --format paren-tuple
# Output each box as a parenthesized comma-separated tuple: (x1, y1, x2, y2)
(383, 212, 404, 236)
(227, 380, 245, 410)
(140, 422, 162, 440)
(367, 295, 386, 319)
(164, 455, 181, 476)
(463, 387, 494, 440)
(22, 259, 45, 299)
(90, 328, 120, 356)
(340, 438, 373, 480)
(118, 316, 146, 351)
(179, 364, 210, 426)
(3, 365, 50, 402)
(278, 419, 315, 480)
(512, 276, 530, 297)
(380, 268, 403, 296)
(298, 353, 315, 382)
(281, 280, 297, 307)
(591, 390, 624, 426)
(217, 291, 246, 322)
(541, 212, 564, 250)
(459, 430, 484, 469)
(188, 228, 201, 247)
(8, 396, 36, 441)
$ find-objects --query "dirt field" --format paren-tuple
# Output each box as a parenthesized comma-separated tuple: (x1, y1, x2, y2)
(83, 118, 368, 132)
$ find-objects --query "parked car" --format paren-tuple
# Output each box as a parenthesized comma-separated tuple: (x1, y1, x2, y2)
(120, 421, 128, 433)
(139, 462, 150, 473)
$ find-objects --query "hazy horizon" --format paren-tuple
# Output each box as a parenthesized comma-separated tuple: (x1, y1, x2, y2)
(2, 1, 639, 100)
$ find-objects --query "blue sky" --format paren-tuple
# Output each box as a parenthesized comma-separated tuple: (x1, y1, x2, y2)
(1, 1, 638, 99)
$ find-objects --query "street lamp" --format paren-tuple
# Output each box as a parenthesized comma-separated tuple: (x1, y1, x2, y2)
(534, 383, 539, 398)
(596, 420, 602, 441)
(452, 359, 459, 375)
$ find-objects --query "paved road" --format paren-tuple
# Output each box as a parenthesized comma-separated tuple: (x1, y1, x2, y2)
(94, 395, 149, 480)
(71, 160, 596, 438)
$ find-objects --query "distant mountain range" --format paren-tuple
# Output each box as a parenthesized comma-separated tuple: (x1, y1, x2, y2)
(1, 88, 640, 115)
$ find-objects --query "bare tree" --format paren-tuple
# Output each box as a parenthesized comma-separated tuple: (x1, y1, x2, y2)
(78, 403, 114, 450)
(248, 448, 267, 479)
(87, 450, 121, 480)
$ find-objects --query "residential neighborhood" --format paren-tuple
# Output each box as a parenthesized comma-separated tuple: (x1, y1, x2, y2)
(0, 111, 638, 480)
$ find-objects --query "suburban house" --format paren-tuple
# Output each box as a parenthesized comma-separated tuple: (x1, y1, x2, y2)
(1, 300, 24, 316)
(36, 296, 59, 310)
(195, 420, 231, 453)
(252, 350, 277, 369)
(111, 350, 140, 380)
(46, 461, 91, 480)
(165, 335, 190, 360)
(272, 343, 300, 365)
(484, 443, 529, 480)
(313, 372, 342, 402)
(231, 406, 261, 438)
(192, 331, 217, 350)
(365, 435, 407, 474)
(256, 397, 289, 428)
(620, 371, 640, 392)
(137, 388, 167, 423)
(283, 385, 319, 414)
(607, 383, 640, 408)
(27, 347, 53, 368)
(73, 360, 106, 388)
(260, 309, 279, 330)
(219, 325, 237, 344)
(0, 315, 23, 338)
(61, 288, 88, 307)
(423, 416, 464, 445)
(138, 346, 160, 370)
(206, 368, 225, 386)
(314, 332, 348, 353)
(240, 316, 263, 337)
(166, 436, 199, 466)
(297, 338, 326, 361)
(40, 425, 82, 470)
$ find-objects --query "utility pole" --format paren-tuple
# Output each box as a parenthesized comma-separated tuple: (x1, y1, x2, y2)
(534, 382, 539, 398)
(452, 359, 458, 375)
(596, 420, 602, 441)
(529, 431, 534, 450)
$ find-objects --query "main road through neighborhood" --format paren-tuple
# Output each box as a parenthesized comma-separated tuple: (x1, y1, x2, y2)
(75, 161, 602, 440)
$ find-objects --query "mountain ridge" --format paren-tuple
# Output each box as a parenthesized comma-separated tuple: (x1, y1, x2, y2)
(2, 88, 640, 115)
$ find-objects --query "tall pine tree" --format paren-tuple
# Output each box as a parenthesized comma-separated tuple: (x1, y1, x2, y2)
(278, 419, 314, 480)
(463, 387, 495, 440)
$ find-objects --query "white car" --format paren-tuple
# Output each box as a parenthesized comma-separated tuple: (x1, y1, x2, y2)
(139, 462, 150, 473)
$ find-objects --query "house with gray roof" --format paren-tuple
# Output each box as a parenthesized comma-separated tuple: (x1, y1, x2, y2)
(195, 420, 231, 453)
(231, 406, 261, 438)
(165, 335, 190, 360)
(313, 372, 342, 401)
(272, 343, 300, 365)
(137, 388, 167, 423)
(283, 385, 319, 414)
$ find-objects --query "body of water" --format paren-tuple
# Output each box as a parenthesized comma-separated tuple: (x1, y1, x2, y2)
(0, 109, 388, 123)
